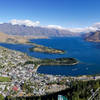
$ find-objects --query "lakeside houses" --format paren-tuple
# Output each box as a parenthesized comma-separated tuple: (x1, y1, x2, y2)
(0, 46, 99, 99)
(0, 46, 69, 97)
(1, 45, 98, 99)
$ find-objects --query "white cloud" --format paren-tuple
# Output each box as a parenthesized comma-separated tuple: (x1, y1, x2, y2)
(5, 19, 100, 33)
(0, 22, 3, 24)
(92, 22, 100, 29)
(9, 19, 40, 26)
(46, 23, 100, 33)
(46, 25, 65, 29)
(66, 23, 100, 33)
(68, 27, 98, 33)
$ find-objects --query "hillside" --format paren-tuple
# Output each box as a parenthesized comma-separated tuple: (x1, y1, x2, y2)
(0, 32, 48, 44)
(0, 32, 29, 43)
(85, 31, 100, 42)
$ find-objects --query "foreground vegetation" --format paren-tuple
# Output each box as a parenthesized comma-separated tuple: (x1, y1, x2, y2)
(4, 79, 100, 100)
(0, 77, 11, 82)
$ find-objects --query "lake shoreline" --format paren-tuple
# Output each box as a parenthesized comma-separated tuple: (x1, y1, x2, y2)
(0, 37, 100, 76)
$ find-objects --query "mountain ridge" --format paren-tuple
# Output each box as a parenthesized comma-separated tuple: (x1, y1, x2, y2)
(0, 23, 79, 37)
(85, 31, 100, 42)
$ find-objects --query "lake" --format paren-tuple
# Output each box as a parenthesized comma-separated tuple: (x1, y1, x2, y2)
(0, 37, 100, 76)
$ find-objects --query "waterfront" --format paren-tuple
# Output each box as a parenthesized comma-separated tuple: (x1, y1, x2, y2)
(0, 37, 100, 76)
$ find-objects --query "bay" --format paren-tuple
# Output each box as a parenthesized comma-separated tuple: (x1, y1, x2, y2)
(0, 37, 100, 76)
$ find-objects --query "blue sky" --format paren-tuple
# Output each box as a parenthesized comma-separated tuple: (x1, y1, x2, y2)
(0, 0, 100, 28)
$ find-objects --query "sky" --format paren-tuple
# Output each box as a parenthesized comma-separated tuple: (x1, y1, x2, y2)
(0, 0, 100, 28)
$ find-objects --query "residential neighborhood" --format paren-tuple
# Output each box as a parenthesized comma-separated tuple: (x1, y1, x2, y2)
(0, 46, 68, 97)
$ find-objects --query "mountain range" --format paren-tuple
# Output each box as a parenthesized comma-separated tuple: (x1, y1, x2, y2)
(0, 23, 79, 37)
(0, 22, 100, 43)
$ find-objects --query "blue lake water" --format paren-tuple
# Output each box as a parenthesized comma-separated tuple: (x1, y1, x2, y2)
(0, 37, 100, 76)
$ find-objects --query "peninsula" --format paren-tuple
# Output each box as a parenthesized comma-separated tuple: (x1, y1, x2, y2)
(38, 58, 78, 66)
(24, 57, 79, 72)
(29, 45, 65, 54)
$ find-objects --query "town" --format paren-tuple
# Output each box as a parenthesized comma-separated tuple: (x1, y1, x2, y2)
(0, 46, 69, 98)
(1, 46, 100, 100)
